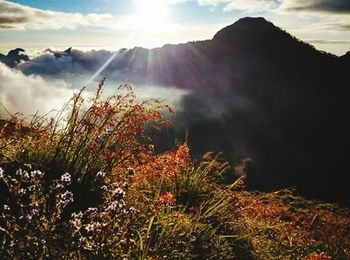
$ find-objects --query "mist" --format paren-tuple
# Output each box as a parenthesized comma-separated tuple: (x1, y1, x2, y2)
(0, 63, 73, 116)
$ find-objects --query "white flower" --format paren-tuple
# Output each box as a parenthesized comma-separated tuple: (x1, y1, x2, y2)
(85, 224, 95, 233)
(24, 163, 32, 169)
(96, 171, 106, 178)
(112, 188, 125, 200)
(11, 178, 18, 185)
(101, 185, 108, 192)
(60, 173, 72, 185)
(86, 207, 98, 214)
(70, 212, 83, 229)
(18, 188, 26, 196)
(105, 201, 118, 212)
(31, 170, 44, 178)
(60, 191, 74, 207)
(0, 168, 4, 178)
(55, 183, 64, 190)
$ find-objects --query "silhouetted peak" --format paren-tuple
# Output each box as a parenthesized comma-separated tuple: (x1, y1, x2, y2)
(230, 17, 270, 28)
(0, 47, 29, 68)
(213, 17, 279, 41)
(212, 16, 321, 58)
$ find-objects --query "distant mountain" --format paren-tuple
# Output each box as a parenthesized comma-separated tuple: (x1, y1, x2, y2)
(0, 48, 29, 68)
(121, 17, 349, 205)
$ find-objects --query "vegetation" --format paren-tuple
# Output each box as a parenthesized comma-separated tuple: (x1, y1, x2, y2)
(0, 81, 349, 259)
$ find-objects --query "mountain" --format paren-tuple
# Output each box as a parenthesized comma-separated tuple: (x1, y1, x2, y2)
(4, 17, 350, 206)
(121, 17, 350, 205)
(0, 48, 29, 68)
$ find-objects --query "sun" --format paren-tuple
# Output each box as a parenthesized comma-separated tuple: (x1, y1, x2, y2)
(132, 0, 171, 33)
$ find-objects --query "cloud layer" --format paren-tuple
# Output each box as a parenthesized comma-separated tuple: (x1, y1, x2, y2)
(1, 0, 350, 32)
(197, 0, 281, 12)
(0, 62, 73, 116)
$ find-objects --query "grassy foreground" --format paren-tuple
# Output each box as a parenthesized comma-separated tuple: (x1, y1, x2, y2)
(0, 83, 349, 259)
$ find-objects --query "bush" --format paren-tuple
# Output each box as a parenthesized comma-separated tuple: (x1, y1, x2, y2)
(0, 82, 238, 259)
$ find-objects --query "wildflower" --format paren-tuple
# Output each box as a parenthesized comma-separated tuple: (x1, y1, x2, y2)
(307, 252, 331, 260)
(85, 224, 95, 234)
(3, 205, 10, 212)
(16, 169, 29, 179)
(0, 167, 4, 178)
(15, 169, 22, 176)
(105, 201, 120, 212)
(55, 183, 64, 190)
(11, 178, 18, 185)
(71, 212, 83, 219)
(30, 170, 44, 178)
(18, 188, 26, 196)
(123, 181, 129, 189)
(60, 173, 71, 185)
(23, 171, 29, 179)
(60, 191, 74, 207)
(128, 206, 136, 213)
(96, 171, 106, 178)
(158, 193, 176, 205)
(112, 188, 125, 200)
(24, 163, 32, 169)
(86, 207, 98, 214)
(27, 185, 36, 192)
(70, 212, 83, 229)
(30, 209, 39, 216)
(79, 236, 87, 247)
(100, 185, 108, 192)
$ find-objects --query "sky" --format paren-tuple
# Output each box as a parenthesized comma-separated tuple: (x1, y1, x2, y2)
(0, 0, 350, 55)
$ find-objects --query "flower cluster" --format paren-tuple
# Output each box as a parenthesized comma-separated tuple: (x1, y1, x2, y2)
(0, 167, 74, 259)
(68, 172, 136, 257)
(158, 192, 176, 205)
(61, 172, 72, 185)
(60, 190, 74, 208)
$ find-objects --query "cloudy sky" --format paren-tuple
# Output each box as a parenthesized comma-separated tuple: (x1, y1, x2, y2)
(0, 0, 350, 55)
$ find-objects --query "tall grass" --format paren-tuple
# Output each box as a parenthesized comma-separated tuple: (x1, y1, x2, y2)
(0, 81, 349, 259)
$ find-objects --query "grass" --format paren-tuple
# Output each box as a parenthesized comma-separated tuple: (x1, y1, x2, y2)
(0, 81, 349, 259)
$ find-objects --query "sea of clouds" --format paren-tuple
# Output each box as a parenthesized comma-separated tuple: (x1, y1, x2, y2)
(0, 48, 189, 116)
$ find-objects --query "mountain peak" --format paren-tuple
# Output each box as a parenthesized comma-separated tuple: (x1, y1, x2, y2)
(233, 17, 269, 26)
(212, 17, 321, 57)
(213, 17, 279, 42)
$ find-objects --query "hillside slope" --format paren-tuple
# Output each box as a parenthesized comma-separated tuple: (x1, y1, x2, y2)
(121, 17, 349, 205)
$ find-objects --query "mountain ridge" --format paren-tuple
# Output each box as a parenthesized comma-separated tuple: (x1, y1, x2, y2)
(122, 17, 350, 206)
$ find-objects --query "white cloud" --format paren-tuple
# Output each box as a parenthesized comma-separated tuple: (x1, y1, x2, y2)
(0, 62, 73, 115)
(223, 0, 281, 12)
(197, 0, 230, 6)
(0, 0, 185, 32)
(197, 0, 281, 12)
(0, 0, 125, 30)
